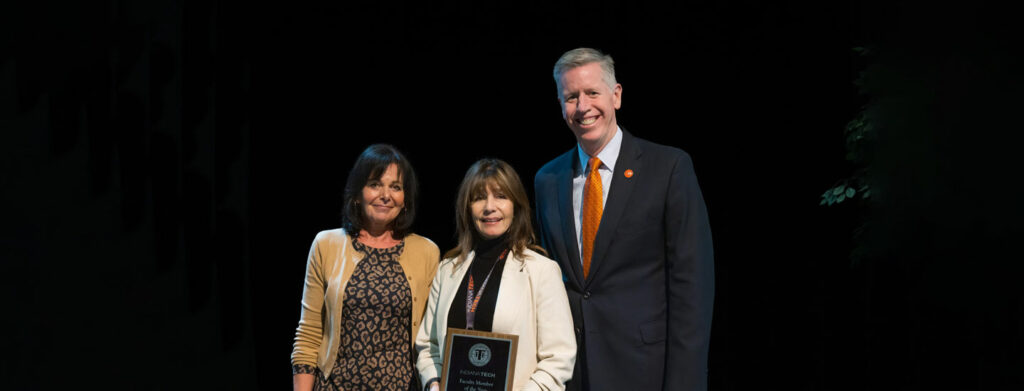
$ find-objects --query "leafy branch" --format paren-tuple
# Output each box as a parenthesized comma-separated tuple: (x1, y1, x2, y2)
(821, 47, 874, 207)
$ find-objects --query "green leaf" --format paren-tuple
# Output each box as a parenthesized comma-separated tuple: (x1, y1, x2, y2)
(845, 188, 856, 197)
(836, 193, 846, 202)
(832, 186, 845, 195)
(852, 46, 872, 56)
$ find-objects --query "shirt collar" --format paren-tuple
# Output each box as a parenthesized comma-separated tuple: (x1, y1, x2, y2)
(577, 126, 623, 174)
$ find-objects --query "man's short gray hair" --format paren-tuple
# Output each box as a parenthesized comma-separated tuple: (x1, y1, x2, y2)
(553, 47, 618, 93)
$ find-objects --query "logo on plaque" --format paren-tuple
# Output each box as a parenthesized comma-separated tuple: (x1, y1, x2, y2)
(468, 343, 492, 367)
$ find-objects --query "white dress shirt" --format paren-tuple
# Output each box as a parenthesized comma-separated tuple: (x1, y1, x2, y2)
(572, 127, 622, 264)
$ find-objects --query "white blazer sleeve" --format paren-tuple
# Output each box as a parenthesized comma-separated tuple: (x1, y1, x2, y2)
(415, 261, 445, 386)
(524, 259, 577, 391)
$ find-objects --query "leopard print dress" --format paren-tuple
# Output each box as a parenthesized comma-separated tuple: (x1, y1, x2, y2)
(294, 239, 414, 391)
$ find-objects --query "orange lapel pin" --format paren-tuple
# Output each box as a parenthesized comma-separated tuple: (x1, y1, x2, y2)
(624, 169, 634, 178)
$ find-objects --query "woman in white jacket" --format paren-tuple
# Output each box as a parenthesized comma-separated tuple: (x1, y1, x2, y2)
(416, 158, 576, 391)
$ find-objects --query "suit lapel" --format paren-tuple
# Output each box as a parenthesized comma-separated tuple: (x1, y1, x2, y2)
(555, 150, 585, 287)
(587, 131, 642, 284)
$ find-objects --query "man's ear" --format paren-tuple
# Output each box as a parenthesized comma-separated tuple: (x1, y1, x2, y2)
(613, 84, 622, 110)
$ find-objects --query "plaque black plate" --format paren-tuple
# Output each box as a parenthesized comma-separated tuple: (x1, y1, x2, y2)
(441, 328, 519, 391)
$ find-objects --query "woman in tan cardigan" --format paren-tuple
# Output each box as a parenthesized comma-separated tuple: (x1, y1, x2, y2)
(292, 144, 439, 391)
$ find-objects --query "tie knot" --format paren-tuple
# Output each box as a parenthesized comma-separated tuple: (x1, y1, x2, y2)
(587, 157, 602, 173)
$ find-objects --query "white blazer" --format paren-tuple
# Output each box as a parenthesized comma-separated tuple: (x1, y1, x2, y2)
(415, 248, 576, 391)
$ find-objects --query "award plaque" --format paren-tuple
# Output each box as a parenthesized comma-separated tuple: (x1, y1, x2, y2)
(441, 327, 518, 391)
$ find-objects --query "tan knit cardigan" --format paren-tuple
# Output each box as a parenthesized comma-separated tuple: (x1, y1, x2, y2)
(291, 228, 440, 378)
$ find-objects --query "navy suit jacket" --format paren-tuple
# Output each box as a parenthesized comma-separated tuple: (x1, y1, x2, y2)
(534, 130, 714, 391)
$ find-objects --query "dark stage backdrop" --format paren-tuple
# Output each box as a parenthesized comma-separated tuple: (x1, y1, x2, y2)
(3, 1, 1021, 390)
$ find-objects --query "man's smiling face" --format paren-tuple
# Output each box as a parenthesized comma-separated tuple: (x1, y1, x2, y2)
(558, 62, 622, 154)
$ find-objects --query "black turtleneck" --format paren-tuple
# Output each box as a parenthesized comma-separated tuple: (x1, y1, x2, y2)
(447, 233, 509, 331)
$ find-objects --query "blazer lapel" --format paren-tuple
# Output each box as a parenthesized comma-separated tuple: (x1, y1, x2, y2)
(588, 130, 642, 283)
(437, 255, 472, 336)
(556, 150, 585, 287)
(491, 254, 527, 335)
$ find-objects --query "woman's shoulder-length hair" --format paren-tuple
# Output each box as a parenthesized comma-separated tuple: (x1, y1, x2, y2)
(341, 144, 418, 240)
(444, 158, 546, 263)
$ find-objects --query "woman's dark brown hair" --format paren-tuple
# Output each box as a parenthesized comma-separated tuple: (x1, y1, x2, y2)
(444, 158, 545, 263)
(341, 144, 418, 239)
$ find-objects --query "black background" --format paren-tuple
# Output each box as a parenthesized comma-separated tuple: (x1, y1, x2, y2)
(3, 0, 1022, 390)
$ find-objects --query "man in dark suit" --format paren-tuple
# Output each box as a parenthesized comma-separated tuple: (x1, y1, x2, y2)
(534, 47, 715, 391)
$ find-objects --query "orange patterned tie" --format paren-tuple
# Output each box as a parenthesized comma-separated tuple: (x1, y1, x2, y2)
(581, 157, 603, 278)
